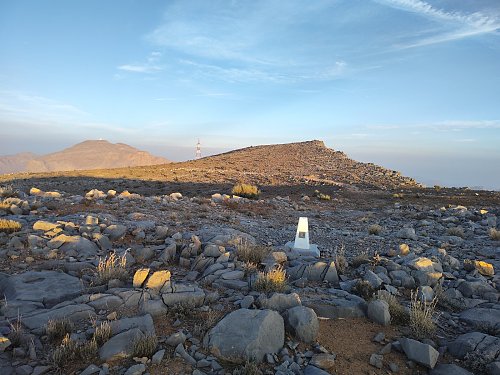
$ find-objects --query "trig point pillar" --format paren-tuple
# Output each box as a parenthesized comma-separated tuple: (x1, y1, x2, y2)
(294, 217, 310, 250)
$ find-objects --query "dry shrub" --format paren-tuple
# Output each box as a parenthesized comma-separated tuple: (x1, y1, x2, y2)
(0, 185, 18, 198)
(8, 313, 24, 347)
(447, 226, 465, 238)
(352, 280, 375, 300)
(93, 321, 111, 346)
(314, 190, 331, 201)
(334, 244, 348, 274)
(52, 334, 98, 368)
(489, 228, 500, 241)
(232, 183, 260, 199)
(253, 266, 287, 293)
(95, 251, 128, 285)
(0, 202, 10, 211)
(236, 241, 270, 265)
(46, 318, 73, 344)
(133, 334, 158, 357)
(368, 224, 382, 235)
(233, 361, 262, 375)
(350, 251, 370, 268)
(378, 291, 408, 325)
(409, 290, 437, 339)
(0, 219, 22, 234)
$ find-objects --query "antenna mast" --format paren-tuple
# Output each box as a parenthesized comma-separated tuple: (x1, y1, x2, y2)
(195, 139, 201, 159)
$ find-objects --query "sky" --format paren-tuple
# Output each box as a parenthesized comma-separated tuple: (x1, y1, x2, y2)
(0, 0, 499, 189)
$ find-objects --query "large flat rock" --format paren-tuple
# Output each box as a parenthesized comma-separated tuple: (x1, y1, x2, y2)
(22, 304, 96, 330)
(204, 308, 284, 363)
(0, 271, 83, 308)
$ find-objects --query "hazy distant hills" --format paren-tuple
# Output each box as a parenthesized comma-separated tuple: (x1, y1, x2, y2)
(0, 140, 170, 174)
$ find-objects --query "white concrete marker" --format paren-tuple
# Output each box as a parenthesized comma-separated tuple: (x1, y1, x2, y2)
(294, 217, 310, 250)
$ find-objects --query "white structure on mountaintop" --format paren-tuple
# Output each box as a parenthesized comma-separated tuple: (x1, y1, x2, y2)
(195, 139, 201, 159)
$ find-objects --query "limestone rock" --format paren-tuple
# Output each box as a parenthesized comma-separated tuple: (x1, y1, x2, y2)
(258, 293, 301, 312)
(283, 306, 319, 343)
(133, 268, 150, 288)
(204, 308, 284, 363)
(367, 300, 390, 326)
(99, 328, 144, 361)
(399, 337, 439, 369)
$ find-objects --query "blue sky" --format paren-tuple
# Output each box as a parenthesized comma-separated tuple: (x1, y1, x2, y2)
(1, 0, 499, 189)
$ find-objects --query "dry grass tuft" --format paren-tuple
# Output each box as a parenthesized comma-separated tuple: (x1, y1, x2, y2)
(253, 266, 287, 293)
(0, 185, 18, 198)
(368, 224, 382, 235)
(93, 321, 111, 346)
(0, 201, 10, 211)
(352, 280, 375, 300)
(232, 183, 260, 199)
(0, 219, 22, 234)
(314, 190, 331, 201)
(409, 290, 437, 339)
(133, 334, 158, 358)
(489, 228, 500, 241)
(8, 313, 24, 347)
(95, 251, 128, 285)
(52, 334, 98, 369)
(236, 241, 271, 265)
(233, 361, 262, 375)
(46, 318, 73, 344)
(334, 244, 348, 274)
(447, 226, 465, 238)
(350, 251, 370, 268)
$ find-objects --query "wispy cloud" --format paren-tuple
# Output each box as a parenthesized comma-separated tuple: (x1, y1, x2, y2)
(377, 0, 500, 48)
(117, 51, 164, 73)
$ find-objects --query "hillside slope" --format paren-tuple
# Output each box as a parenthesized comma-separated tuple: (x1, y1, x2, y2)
(0, 140, 170, 173)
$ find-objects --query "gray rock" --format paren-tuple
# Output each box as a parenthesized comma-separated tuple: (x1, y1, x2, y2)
(162, 288, 205, 307)
(166, 331, 186, 346)
(110, 314, 155, 336)
(258, 293, 301, 312)
(448, 332, 500, 361)
(310, 353, 336, 371)
(124, 364, 146, 375)
(364, 270, 383, 289)
(104, 224, 127, 241)
(429, 364, 473, 375)
(240, 295, 254, 309)
(399, 337, 439, 369)
(369, 353, 383, 369)
(80, 364, 101, 375)
(0, 271, 83, 308)
(306, 292, 366, 319)
(204, 308, 284, 363)
(283, 306, 319, 343)
(367, 300, 390, 326)
(22, 303, 96, 330)
(397, 227, 417, 240)
(99, 328, 144, 361)
(220, 270, 245, 280)
(152, 349, 165, 364)
(460, 308, 500, 334)
(56, 235, 99, 258)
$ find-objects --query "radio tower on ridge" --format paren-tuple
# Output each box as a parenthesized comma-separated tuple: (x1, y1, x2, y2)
(195, 139, 201, 159)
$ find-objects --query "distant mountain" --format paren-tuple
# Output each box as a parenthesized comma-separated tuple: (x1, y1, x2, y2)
(0, 140, 170, 174)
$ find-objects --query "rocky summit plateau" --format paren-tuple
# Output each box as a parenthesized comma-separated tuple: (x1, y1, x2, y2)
(0, 140, 499, 375)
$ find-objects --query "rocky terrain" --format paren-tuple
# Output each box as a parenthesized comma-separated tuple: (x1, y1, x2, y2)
(1, 140, 420, 191)
(0, 140, 169, 174)
(0, 141, 499, 375)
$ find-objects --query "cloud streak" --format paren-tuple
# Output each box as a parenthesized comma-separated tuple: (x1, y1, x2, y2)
(378, 0, 500, 48)
(117, 51, 164, 73)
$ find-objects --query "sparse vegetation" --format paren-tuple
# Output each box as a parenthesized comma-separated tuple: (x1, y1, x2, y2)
(52, 334, 98, 369)
(236, 241, 271, 265)
(232, 183, 260, 199)
(133, 334, 158, 357)
(95, 251, 128, 285)
(0, 201, 10, 211)
(46, 318, 73, 344)
(0, 219, 22, 233)
(368, 224, 382, 235)
(489, 228, 500, 241)
(334, 244, 348, 274)
(409, 290, 437, 339)
(350, 251, 370, 268)
(8, 313, 24, 347)
(447, 226, 465, 238)
(351, 280, 375, 300)
(253, 265, 287, 293)
(92, 321, 111, 346)
(378, 291, 409, 325)
(233, 361, 262, 375)
(314, 190, 331, 201)
(0, 185, 18, 198)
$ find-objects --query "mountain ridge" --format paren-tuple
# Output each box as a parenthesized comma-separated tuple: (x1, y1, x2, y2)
(0, 140, 170, 174)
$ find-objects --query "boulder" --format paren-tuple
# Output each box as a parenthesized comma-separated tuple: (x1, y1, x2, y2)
(110, 314, 155, 336)
(460, 308, 500, 334)
(283, 306, 319, 343)
(104, 224, 127, 241)
(133, 268, 150, 288)
(204, 308, 284, 363)
(22, 304, 96, 330)
(99, 328, 144, 361)
(367, 300, 390, 326)
(258, 293, 301, 312)
(145, 270, 171, 292)
(399, 337, 439, 369)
